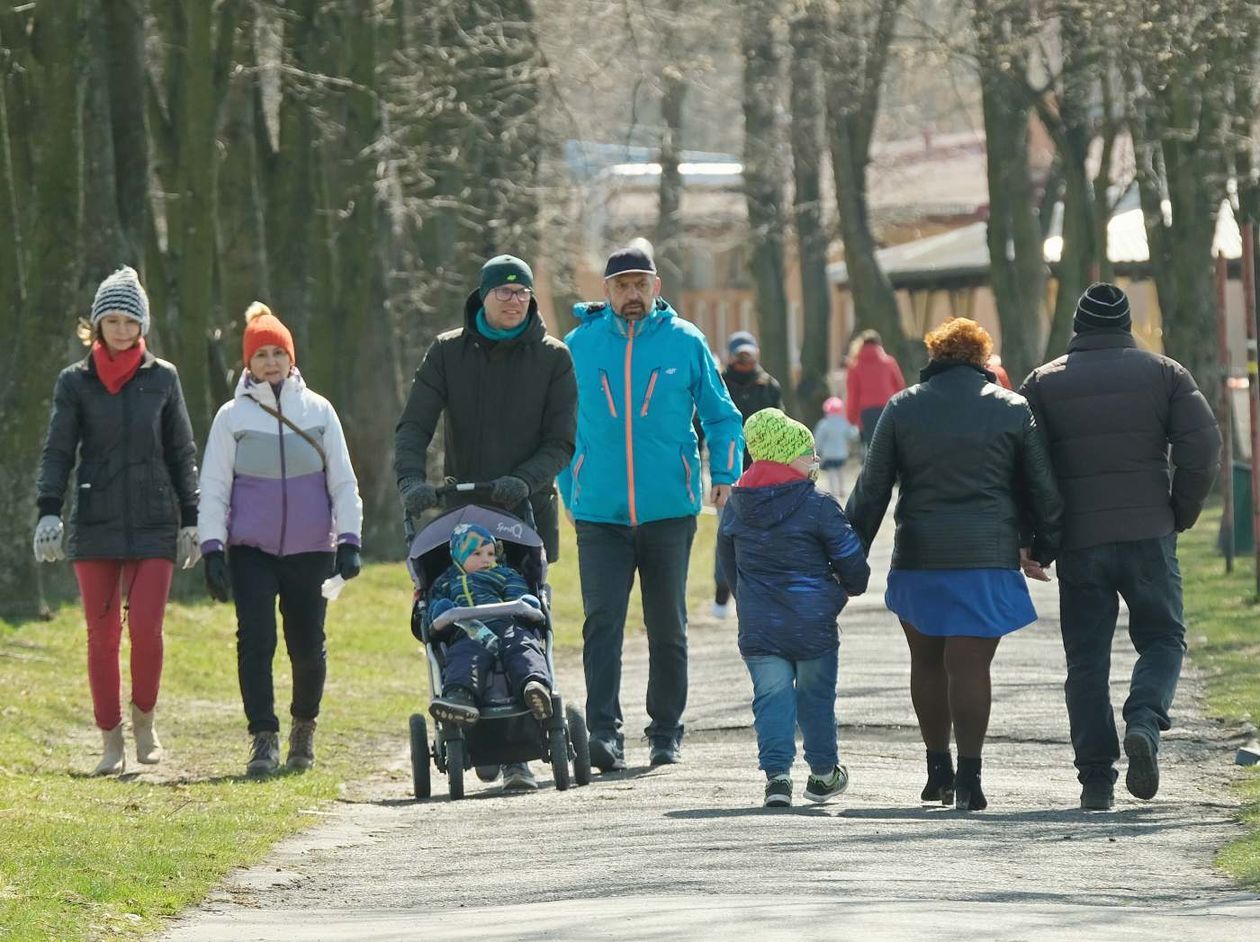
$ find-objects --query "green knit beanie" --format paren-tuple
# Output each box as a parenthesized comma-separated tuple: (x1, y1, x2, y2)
(744, 408, 815, 465)
(479, 255, 534, 299)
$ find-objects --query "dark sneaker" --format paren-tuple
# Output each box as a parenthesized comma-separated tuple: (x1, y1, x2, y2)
(429, 686, 480, 727)
(649, 737, 681, 767)
(1124, 730, 1160, 800)
(286, 718, 316, 771)
(764, 774, 792, 807)
(588, 736, 626, 772)
(803, 765, 849, 804)
(246, 731, 280, 777)
(522, 681, 553, 721)
(501, 762, 538, 790)
(1081, 779, 1115, 811)
(475, 765, 502, 783)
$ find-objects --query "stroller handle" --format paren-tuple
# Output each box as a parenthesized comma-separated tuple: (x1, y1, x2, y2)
(402, 482, 498, 549)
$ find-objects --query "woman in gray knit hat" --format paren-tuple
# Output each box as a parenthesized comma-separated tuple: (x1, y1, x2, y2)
(34, 266, 201, 775)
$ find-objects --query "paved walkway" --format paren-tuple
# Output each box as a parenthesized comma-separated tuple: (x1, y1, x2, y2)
(162, 530, 1259, 940)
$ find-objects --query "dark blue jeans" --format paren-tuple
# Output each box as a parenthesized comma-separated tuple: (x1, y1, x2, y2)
(576, 516, 697, 747)
(1057, 534, 1186, 785)
(744, 651, 839, 776)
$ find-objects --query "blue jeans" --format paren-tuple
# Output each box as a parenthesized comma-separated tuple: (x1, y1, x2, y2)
(743, 650, 839, 777)
(1057, 534, 1186, 785)
(577, 516, 697, 747)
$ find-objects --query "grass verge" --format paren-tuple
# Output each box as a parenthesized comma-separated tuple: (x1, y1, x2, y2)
(1179, 504, 1260, 885)
(0, 512, 718, 940)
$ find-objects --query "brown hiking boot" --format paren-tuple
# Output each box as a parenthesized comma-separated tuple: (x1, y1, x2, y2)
(287, 718, 317, 771)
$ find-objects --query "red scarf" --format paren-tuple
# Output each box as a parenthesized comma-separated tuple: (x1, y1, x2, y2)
(92, 338, 146, 395)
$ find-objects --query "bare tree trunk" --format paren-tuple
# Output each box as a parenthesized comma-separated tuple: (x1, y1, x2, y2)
(789, 0, 830, 426)
(824, 0, 914, 375)
(741, 0, 794, 415)
(100, 0, 148, 269)
(656, 0, 687, 291)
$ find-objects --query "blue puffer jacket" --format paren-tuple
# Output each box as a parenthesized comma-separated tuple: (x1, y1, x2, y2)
(718, 465, 870, 659)
(558, 298, 743, 527)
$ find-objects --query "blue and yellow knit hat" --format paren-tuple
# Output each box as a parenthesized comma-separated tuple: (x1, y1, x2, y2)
(744, 408, 815, 465)
(450, 523, 495, 569)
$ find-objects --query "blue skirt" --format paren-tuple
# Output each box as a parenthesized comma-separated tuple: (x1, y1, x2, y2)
(885, 568, 1037, 638)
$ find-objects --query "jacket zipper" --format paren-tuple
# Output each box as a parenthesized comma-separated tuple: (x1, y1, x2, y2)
(599, 370, 617, 417)
(572, 453, 585, 504)
(122, 382, 133, 556)
(640, 368, 660, 417)
(624, 321, 638, 526)
(459, 573, 474, 606)
(275, 389, 288, 556)
(680, 452, 694, 503)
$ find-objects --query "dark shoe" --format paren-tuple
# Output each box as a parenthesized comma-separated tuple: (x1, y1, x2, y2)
(804, 765, 849, 804)
(246, 731, 280, 777)
(522, 681, 553, 721)
(764, 774, 793, 807)
(588, 736, 626, 772)
(429, 686, 480, 727)
(649, 737, 681, 767)
(921, 749, 955, 805)
(1081, 779, 1115, 811)
(1124, 729, 1160, 800)
(286, 718, 316, 771)
(954, 756, 987, 811)
(475, 765, 502, 783)
(501, 762, 538, 791)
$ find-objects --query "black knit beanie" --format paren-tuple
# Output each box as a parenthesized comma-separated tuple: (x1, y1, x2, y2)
(1073, 282, 1131, 333)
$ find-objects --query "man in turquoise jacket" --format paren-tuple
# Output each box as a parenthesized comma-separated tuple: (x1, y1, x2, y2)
(558, 244, 743, 770)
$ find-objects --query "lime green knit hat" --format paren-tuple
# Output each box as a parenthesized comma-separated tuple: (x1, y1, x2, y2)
(744, 408, 815, 465)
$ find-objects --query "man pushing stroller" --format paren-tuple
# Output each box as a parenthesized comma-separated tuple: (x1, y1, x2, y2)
(427, 524, 553, 726)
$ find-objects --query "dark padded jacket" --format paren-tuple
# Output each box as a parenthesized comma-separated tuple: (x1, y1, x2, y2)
(394, 290, 577, 561)
(719, 473, 870, 660)
(845, 359, 1063, 569)
(36, 350, 199, 561)
(1019, 331, 1221, 550)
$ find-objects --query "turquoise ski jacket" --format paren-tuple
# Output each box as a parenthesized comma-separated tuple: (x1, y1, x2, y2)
(557, 298, 743, 526)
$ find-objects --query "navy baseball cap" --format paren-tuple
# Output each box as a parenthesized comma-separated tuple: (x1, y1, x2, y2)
(603, 246, 657, 280)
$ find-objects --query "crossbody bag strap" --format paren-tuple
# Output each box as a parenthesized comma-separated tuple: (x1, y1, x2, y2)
(254, 400, 328, 470)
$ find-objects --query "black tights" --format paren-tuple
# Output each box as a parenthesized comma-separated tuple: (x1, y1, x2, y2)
(901, 621, 999, 759)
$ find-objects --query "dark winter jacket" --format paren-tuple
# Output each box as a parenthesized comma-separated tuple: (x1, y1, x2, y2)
(36, 350, 199, 561)
(722, 364, 782, 469)
(718, 463, 870, 660)
(845, 359, 1063, 570)
(394, 291, 577, 561)
(1019, 331, 1221, 550)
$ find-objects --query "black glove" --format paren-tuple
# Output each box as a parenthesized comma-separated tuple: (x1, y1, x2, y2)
(204, 550, 231, 603)
(335, 543, 361, 580)
(490, 475, 530, 509)
(400, 477, 438, 516)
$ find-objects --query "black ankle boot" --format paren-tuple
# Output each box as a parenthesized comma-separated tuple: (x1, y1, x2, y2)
(954, 756, 987, 811)
(921, 750, 955, 804)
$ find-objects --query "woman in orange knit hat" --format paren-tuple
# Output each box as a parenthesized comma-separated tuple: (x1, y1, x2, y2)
(199, 302, 363, 776)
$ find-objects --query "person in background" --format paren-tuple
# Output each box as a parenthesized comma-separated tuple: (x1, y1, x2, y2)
(199, 302, 363, 777)
(710, 330, 782, 619)
(35, 266, 200, 775)
(845, 330, 905, 448)
(813, 396, 856, 498)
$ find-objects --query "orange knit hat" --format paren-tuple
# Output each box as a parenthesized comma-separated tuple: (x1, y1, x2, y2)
(242, 301, 295, 365)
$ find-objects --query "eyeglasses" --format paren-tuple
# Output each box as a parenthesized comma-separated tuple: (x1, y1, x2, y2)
(491, 286, 532, 302)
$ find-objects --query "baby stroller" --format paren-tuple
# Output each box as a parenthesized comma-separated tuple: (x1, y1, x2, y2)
(406, 483, 592, 800)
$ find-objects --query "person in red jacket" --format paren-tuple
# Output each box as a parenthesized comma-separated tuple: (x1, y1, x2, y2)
(845, 330, 905, 445)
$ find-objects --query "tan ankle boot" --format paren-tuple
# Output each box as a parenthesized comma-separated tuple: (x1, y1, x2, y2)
(94, 724, 125, 776)
(131, 703, 163, 765)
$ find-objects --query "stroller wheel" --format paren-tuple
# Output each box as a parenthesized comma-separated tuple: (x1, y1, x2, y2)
(549, 725, 571, 791)
(445, 736, 465, 800)
(409, 714, 431, 799)
(566, 704, 592, 787)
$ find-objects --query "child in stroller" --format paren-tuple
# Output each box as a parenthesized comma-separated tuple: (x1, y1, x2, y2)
(427, 523, 553, 726)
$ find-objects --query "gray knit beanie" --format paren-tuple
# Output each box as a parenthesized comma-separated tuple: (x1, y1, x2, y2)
(90, 266, 150, 336)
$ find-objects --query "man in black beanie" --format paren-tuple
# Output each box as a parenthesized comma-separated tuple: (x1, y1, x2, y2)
(1020, 282, 1221, 811)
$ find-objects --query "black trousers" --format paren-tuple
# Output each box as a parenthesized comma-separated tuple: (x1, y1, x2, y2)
(1057, 534, 1186, 785)
(229, 546, 333, 735)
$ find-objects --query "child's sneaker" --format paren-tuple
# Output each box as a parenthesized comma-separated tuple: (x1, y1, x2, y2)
(763, 774, 792, 807)
(803, 765, 849, 804)
(429, 686, 480, 726)
(522, 680, 553, 720)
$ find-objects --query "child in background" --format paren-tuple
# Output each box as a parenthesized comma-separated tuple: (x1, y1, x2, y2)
(813, 396, 857, 498)
(426, 524, 552, 727)
(718, 408, 871, 808)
